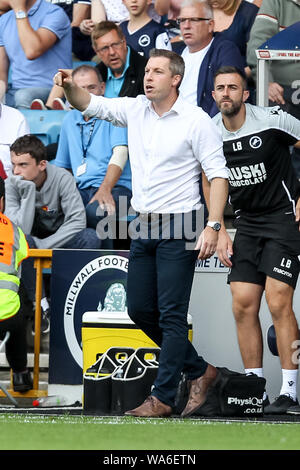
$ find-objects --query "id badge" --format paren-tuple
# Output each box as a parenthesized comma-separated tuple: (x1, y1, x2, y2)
(76, 162, 87, 176)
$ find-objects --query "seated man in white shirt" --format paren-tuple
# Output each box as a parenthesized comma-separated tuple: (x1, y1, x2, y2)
(54, 48, 229, 418)
(173, 0, 244, 116)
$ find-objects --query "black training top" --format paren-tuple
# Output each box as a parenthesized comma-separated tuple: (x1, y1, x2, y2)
(213, 103, 300, 216)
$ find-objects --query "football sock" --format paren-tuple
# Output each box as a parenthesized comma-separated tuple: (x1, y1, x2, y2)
(245, 367, 264, 378)
(280, 369, 298, 401)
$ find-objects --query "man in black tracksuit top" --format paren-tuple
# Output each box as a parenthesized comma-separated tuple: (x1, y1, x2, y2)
(203, 65, 300, 415)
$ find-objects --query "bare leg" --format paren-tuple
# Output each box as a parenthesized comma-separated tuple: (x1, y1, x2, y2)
(265, 277, 299, 370)
(263, 277, 299, 412)
(230, 281, 264, 368)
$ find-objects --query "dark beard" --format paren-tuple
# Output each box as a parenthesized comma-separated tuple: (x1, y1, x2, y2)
(220, 100, 242, 117)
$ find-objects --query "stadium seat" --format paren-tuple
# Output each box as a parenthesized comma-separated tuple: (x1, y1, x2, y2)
(20, 109, 67, 146)
(72, 60, 97, 69)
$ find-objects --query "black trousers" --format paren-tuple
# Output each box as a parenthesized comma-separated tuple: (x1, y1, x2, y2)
(127, 212, 208, 408)
(0, 286, 28, 372)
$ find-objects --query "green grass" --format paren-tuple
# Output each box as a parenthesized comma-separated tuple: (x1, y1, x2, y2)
(0, 414, 300, 450)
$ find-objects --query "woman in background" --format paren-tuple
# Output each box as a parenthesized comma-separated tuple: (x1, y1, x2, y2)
(208, 0, 259, 66)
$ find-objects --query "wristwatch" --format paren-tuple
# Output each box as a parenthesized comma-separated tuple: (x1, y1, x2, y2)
(15, 10, 27, 19)
(207, 221, 221, 231)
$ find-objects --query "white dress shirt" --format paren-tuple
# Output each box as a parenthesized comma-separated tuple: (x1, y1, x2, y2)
(83, 93, 228, 214)
(0, 104, 30, 175)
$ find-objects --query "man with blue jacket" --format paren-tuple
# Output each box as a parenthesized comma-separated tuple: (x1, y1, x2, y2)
(173, 0, 244, 117)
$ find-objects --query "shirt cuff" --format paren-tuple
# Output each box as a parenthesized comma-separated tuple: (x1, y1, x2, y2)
(206, 168, 229, 182)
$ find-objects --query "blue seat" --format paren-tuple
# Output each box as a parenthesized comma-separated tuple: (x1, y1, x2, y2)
(72, 60, 97, 69)
(20, 109, 67, 146)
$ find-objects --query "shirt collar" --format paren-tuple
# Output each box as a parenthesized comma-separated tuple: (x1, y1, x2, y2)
(107, 46, 131, 81)
(73, 108, 98, 125)
(28, 0, 42, 17)
(146, 93, 184, 116)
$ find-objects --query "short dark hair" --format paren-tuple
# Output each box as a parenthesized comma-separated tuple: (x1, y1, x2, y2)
(148, 49, 185, 88)
(214, 66, 247, 90)
(10, 135, 47, 163)
(72, 65, 104, 83)
(0, 176, 4, 200)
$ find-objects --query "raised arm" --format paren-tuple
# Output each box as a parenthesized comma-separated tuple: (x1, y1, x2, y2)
(54, 69, 92, 111)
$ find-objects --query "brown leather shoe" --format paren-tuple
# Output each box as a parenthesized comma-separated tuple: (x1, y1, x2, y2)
(181, 364, 220, 418)
(125, 395, 172, 417)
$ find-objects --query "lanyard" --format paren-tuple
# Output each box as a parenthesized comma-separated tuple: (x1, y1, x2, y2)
(80, 120, 96, 160)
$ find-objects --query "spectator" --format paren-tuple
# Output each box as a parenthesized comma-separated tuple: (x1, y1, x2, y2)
(45, 0, 95, 61)
(71, 0, 103, 61)
(0, 176, 33, 392)
(207, 0, 259, 67)
(78, 0, 130, 40)
(155, 0, 261, 17)
(91, 0, 130, 22)
(173, 0, 244, 116)
(31, 20, 147, 109)
(79, 0, 163, 36)
(247, 0, 300, 178)
(0, 0, 72, 109)
(92, 21, 147, 97)
(53, 65, 132, 233)
(0, 102, 29, 176)
(5, 134, 101, 333)
(119, 0, 171, 58)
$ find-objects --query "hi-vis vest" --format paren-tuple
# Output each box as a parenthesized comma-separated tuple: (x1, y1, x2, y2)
(0, 212, 28, 320)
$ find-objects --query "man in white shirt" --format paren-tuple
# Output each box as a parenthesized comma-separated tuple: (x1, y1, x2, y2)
(174, 0, 244, 116)
(54, 48, 229, 418)
(0, 103, 29, 175)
